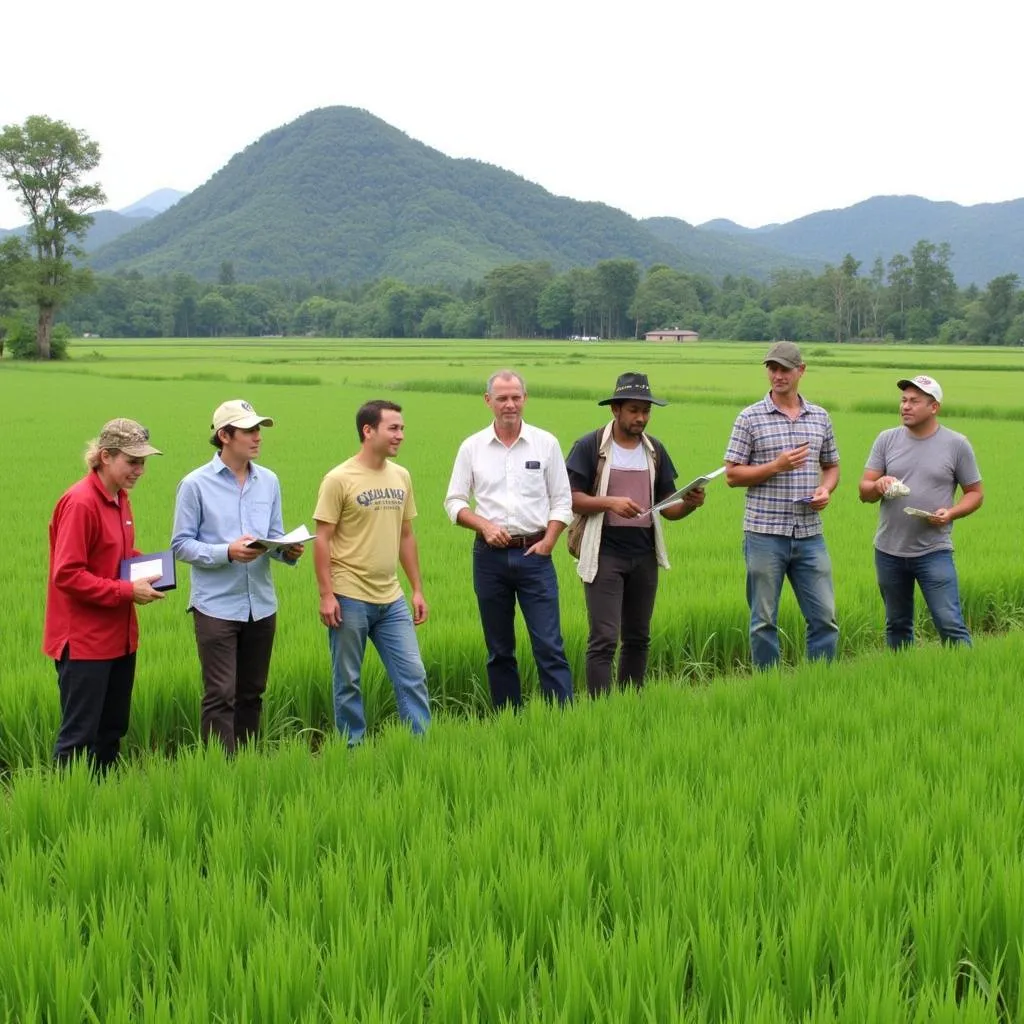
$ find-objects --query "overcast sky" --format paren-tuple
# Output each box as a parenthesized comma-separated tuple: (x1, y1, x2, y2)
(2, 0, 1020, 232)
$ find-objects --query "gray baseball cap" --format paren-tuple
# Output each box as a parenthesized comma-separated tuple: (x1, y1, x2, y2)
(763, 341, 803, 369)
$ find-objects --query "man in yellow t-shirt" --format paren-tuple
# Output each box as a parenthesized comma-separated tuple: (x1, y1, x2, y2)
(313, 400, 431, 744)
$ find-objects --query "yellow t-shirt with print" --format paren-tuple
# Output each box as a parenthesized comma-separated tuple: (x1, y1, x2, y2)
(313, 457, 416, 603)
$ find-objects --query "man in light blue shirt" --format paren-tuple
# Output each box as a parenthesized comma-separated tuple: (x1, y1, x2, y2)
(171, 399, 304, 752)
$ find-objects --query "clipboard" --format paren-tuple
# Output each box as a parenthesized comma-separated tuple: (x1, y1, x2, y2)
(119, 550, 176, 591)
(646, 466, 726, 516)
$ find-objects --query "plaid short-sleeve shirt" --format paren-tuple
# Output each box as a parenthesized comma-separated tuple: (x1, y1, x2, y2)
(724, 393, 839, 537)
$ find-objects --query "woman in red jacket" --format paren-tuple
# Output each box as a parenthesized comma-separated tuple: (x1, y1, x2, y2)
(44, 418, 164, 772)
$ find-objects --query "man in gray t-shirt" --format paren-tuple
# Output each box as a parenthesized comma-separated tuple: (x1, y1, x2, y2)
(858, 374, 983, 650)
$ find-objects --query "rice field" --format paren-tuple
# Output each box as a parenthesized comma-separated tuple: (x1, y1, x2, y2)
(2, 338, 1023, 1020)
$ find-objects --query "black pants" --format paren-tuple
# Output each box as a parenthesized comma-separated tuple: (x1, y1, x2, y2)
(53, 646, 136, 772)
(583, 550, 659, 697)
(193, 610, 276, 754)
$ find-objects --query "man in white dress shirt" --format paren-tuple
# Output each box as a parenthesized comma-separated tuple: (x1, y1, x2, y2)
(444, 370, 574, 709)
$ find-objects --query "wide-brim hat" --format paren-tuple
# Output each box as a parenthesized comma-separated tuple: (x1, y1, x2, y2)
(598, 372, 667, 407)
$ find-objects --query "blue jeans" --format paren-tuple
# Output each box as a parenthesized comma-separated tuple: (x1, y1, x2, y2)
(874, 548, 971, 650)
(472, 540, 574, 709)
(744, 532, 839, 670)
(327, 595, 431, 745)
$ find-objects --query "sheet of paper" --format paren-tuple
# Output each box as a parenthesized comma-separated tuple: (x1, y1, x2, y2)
(129, 558, 164, 581)
(246, 524, 316, 549)
(646, 466, 726, 516)
(903, 507, 938, 519)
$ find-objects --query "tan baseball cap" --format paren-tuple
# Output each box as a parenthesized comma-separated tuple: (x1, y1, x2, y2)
(97, 418, 162, 457)
(211, 399, 275, 432)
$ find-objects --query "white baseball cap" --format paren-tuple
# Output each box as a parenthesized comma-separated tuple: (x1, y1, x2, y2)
(897, 375, 943, 403)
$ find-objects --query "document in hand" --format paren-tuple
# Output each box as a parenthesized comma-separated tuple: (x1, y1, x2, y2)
(245, 524, 317, 550)
(646, 466, 727, 516)
(120, 551, 176, 591)
(903, 507, 938, 519)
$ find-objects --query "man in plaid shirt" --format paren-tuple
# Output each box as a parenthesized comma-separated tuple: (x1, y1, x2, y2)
(724, 342, 840, 669)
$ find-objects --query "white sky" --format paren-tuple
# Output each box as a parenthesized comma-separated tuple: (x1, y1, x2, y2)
(2, 0, 1020, 231)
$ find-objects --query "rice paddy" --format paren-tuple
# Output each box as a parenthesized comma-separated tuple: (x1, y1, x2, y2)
(1, 338, 1021, 1021)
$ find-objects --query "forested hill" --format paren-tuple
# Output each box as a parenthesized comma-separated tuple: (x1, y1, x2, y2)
(697, 196, 1024, 286)
(89, 106, 806, 284)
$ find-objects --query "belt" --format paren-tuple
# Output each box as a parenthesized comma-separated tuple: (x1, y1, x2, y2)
(504, 531, 546, 549)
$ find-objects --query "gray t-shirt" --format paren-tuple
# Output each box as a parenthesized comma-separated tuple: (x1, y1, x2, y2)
(866, 425, 981, 557)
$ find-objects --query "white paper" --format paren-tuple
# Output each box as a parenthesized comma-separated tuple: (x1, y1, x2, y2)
(129, 558, 163, 581)
(903, 507, 937, 519)
(646, 466, 726, 516)
(245, 524, 316, 549)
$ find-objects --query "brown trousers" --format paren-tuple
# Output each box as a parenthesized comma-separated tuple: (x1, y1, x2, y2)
(192, 609, 276, 754)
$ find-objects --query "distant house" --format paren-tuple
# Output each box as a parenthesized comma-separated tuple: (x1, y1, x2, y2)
(645, 329, 699, 343)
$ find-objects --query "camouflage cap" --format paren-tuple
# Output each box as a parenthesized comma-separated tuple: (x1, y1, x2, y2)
(97, 418, 162, 457)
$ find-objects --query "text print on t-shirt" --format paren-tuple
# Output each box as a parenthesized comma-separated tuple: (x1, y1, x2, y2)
(356, 487, 406, 509)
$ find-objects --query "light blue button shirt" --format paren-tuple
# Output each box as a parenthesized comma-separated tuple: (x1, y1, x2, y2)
(171, 454, 290, 622)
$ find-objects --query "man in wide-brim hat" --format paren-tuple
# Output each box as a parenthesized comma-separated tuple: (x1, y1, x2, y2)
(566, 372, 704, 697)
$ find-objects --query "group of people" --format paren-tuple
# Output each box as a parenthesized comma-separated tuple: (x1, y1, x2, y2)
(44, 344, 983, 771)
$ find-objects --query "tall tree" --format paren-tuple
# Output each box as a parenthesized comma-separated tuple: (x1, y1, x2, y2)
(0, 116, 105, 358)
(594, 259, 639, 339)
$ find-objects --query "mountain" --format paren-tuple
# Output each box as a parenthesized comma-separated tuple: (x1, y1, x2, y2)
(0, 209, 147, 251)
(698, 217, 777, 235)
(697, 196, 1024, 286)
(0, 188, 185, 252)
(89, 107, 808, 284)
(641, 217, 820, 276)
(118, 188, 186, 217)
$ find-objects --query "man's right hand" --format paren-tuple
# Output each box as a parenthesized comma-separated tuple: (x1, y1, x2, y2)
(132, 576, 165, 604)
(874, 475, 900, 498)
(320, 594, 342, 628)
(480, 521, 512, 548)
(774, 442, 810, 473)
(607, 496, 646, 519)
(228, 535, 264, 563)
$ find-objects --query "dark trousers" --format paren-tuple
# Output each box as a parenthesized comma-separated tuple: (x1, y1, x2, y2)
(53, 646, 136, 773)
(583, 549, 659, 696)
(472, 540, 574, 709)
(193, 610, 276, 754)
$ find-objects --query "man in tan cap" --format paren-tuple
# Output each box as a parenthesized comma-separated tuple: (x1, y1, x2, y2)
(724, 342, 841, 669)
(171, 399, 305, 753)
(44, 418, 165, 772)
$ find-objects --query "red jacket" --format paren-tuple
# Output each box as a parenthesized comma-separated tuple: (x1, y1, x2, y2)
(44, 471, 140, 660)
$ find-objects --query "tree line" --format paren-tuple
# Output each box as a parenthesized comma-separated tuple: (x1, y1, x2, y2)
(16, 248, 1017, 349)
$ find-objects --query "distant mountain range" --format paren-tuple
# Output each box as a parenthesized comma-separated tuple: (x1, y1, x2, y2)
(696, 196, 1024, 286)
(0, 188, 186, 251)
(4, 108, 1021, 286)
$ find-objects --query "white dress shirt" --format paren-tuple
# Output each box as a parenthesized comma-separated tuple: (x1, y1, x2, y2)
(444, 422, 573, 535)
